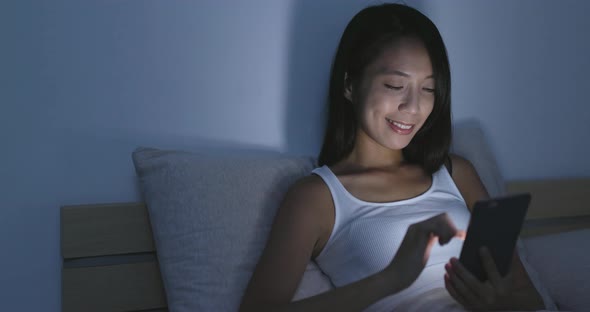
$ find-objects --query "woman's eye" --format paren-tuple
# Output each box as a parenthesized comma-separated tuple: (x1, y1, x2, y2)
(385, 84, 403, 90)
(422, 87, 435, 93)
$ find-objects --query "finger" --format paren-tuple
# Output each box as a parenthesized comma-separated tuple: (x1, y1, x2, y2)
(451, 257, 497, 305)
(434, 213, 458, 245)
(423, 234, 438, 264)
(404, 223, 434, 254)
(445, 273, 471, 308)
(446, 261, 481, 307)
(480, 247, 503, 288)
(508, 247, 520, 278)
(394, 224, 436, 269)
(418, 213, 460, 245)
(455, 230, 466, 241)
(450, 258, 478, 282)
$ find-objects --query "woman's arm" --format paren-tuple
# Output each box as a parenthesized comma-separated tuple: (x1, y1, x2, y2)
(446, 154, 545, 310)
(239, 175, 407, 312)
(238, 175, 397, 312)
(448, 154, 490, 207)
(240, 175, 463, 312)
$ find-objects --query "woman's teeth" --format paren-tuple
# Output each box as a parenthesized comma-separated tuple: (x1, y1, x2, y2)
(393, 122, 411, 130)
(386, 118, 413, 130)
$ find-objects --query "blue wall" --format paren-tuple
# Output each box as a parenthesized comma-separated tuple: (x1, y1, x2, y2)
(427, 0, 590, 180)
(0, 0, 376, 310)
(1, 1, 587, 311)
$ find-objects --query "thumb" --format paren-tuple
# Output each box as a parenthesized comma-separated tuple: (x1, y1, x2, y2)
(439, 229, 466, 245)
(418, 213, 460, 245)
(423, 233, 438, 264)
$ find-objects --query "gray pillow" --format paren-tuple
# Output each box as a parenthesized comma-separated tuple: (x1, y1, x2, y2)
(132, 147, 318, 311)
(452, 122, 506, 197)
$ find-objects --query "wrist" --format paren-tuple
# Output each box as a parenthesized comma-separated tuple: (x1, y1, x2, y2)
(379, 267, 409, 294)
(497, 286, 545, 311)
(510, 289, 546, 311)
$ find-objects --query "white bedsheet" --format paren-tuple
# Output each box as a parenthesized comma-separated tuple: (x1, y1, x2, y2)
(393, 287, 567, 312)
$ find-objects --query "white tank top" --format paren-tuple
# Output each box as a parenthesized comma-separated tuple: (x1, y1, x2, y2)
(312, 164, 470, 311)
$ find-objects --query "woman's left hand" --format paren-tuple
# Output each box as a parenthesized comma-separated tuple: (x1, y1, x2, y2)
(444, 247, 515, 311)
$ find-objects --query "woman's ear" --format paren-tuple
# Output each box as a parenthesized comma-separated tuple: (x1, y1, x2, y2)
(344, 72, 353, 102)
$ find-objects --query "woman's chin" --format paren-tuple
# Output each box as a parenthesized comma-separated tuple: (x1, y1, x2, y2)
(386, 136, 415, 150)
(383, 141, 411, 151)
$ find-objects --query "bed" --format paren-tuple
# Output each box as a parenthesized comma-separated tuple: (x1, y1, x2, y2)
(61, 178, 590, 312)
(60, 121, 590, 312)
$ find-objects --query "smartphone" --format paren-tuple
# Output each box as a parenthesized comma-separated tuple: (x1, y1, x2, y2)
(459, 193, 531, 281)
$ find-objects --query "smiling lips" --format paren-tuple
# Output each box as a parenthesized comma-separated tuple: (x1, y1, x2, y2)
(385, 117, 415, 135)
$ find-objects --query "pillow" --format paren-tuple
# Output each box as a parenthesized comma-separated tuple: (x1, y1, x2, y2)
(132, 147, 326, 311)
(451, 122, 506, 197)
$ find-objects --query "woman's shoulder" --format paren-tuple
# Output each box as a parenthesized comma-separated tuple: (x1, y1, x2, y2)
(448, 154, 474, 174)
(284, 174, 335, 258)
(448, 153, 489, 209)
(447, 154, 484, 186)
(281, 173, 335, 221)
(287, 173, 331, 200)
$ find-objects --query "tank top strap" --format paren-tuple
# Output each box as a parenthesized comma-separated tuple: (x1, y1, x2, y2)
(435, 164, 465, 202)
(311, 166, 359, 205)
(311, 165, 356, 231)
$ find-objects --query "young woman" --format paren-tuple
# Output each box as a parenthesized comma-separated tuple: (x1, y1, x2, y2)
(240, 4, 551, 312)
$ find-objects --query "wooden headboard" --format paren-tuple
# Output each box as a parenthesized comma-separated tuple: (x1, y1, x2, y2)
(61, 203, 167, 312)
(60, 179, 590, 312)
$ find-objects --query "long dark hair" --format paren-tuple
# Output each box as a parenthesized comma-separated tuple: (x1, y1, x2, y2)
(318, 3, 452, 175)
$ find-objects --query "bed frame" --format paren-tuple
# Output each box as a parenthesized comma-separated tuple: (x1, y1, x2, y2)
(60, 178, 590, 312)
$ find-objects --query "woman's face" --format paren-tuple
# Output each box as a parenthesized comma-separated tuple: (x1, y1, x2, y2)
(348, 37, 435, 151)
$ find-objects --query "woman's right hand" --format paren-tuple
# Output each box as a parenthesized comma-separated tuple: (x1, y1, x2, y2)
(385, 213, 465, 289)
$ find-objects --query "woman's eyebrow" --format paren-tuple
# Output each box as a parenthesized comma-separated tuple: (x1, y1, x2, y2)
(382, 69, 410, 77)
(378, 68, 433, 79)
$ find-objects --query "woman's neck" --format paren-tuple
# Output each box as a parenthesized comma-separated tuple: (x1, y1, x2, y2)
(340, 131, 405, 170)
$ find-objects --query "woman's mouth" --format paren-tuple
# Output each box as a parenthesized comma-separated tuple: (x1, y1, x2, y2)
(386, 118, 414, 135)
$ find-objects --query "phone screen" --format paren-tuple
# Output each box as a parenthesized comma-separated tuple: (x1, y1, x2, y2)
(459, 193, 530, 281)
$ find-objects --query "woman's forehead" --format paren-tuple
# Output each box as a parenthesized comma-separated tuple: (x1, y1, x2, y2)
(368, 40, 434, 79)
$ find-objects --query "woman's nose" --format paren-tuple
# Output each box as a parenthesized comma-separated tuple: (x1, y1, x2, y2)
(399, 87, 420, 114)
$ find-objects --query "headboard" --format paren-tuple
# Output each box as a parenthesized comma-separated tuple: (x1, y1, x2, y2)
(60, 179, 590, 312)
(61, 202, 166, 312)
